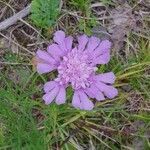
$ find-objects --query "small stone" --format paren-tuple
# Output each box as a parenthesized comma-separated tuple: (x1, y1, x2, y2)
(121, 84, 132, 92)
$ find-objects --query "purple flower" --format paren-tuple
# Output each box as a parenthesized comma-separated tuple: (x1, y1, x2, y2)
(36, 30, 118, 110)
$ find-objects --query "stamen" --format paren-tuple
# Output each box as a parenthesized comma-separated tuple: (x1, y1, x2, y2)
(57, 48, 95, 89)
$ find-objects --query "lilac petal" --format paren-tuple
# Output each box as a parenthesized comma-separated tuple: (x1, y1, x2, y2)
(92, 40, 111, 61)
(95, 91, 105, 101)
(43, 86, 59, 105)
(64, 36, 73, 51)
(53, 31, 68, 52)
(78, 34, 88, 51)
(94, 72, 116, 84)
(93, 52, 110, 64)
(96, 82, 118, 99)
(85, 85, 105, 101)
(79, 91, 94, 110)
(72, 91, 82, 109)
(85, 88, 95, 98)
(53, 30, 65, 44)
(103, 86, 118, 99)
(44, 81, 57, 93)
(86, 36, 100, 52)
(94, 40, 111, 54)
(37, 63, 55, 74)
(36, 50, 56, 64)
(85, 85, 99, 98)
(55, 87, 66, 105)
(92, 86, 105, 101)
(91, 40, 111, 65)
(47, 44, 64, 60)
(99, 40, 111, 51)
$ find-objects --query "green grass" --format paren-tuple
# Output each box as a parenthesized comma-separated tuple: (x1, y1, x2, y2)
(0, 38, 150, 149)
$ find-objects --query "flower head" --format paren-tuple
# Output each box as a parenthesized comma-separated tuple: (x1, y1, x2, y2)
(36, 30, 118, 110)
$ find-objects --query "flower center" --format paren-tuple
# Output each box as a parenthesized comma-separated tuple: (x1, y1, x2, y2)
(56, 48, 97, 89)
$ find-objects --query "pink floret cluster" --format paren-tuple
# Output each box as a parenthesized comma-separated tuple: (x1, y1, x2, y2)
(36, 30, 118, 110)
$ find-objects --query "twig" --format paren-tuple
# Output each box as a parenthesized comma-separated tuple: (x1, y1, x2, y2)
(0, 61, 32, 65)
(19, 18, 47, 41)
(0, 32, 35, 55)
(0, 0, 15, 20)
(0, 4, 31, 31)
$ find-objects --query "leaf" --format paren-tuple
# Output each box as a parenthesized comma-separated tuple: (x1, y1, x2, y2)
(31, 0, 60, 29)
